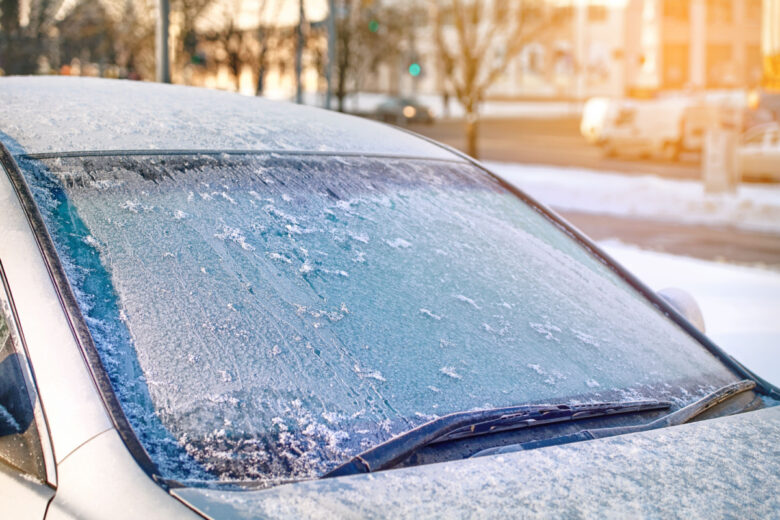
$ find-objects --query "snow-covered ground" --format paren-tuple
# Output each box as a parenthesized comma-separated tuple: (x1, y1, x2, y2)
(490, 162, 780, 385)
(487, 161, 780, 235)
(602, 240, 780, 386)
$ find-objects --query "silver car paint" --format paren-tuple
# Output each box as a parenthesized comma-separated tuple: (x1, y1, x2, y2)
(0, 162, 112, 465)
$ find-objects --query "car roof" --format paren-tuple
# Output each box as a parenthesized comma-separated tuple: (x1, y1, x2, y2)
(0, 77, 458, 160)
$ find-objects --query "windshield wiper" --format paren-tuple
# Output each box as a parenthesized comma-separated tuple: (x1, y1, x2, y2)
(473, 379, 757, 458)
(321, 399, 671, 479)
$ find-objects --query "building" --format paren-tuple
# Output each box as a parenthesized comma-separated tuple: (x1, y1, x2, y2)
(184, 0, 768, 102)
(630, 0, 763, 92)
(370, 0, 765, 101)
(764, 0, 780, 90)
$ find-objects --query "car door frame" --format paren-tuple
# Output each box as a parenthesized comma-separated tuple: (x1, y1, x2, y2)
(0, 261, 57, 518)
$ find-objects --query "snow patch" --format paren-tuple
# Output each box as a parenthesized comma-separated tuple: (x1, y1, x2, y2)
(214, 225, 255, 251)
(453, 294, 481, 309)
(439, 366, 462, 380)
(419, 308, 443, 320)
(385, 238, 412, 249)
(488, 161, 780, 234)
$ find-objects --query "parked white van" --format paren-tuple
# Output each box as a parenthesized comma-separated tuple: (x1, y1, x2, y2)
(599, 98, 690, 160)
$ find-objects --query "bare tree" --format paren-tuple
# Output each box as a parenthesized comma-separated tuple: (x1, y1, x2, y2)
(431, 0, 554, 158)
(0, 0, 65, 74)
(104, 0, 157, 79)
(332, 0, 364, 112)
(204, 0, 286, 95)
(331, 0, 413, 112)
(254, 0, 283, 96)
(170, 0, 215, 81)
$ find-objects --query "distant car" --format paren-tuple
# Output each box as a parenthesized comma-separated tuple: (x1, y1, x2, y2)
(599, 98, 691, 161)
(1, 77, 779, 519)
(738, 122, 780, 182)
(374, 96, 434, 124)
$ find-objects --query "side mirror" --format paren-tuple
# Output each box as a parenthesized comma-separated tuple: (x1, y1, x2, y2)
(658, 287, 706, 334)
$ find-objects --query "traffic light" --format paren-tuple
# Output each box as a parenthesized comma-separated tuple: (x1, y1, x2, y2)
(368, 19, 379, 33)
(409, 62, 421, 77)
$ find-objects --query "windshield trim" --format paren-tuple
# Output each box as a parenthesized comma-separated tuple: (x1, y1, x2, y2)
(1, 142, 777, 491)
(19, 148, 470, 165)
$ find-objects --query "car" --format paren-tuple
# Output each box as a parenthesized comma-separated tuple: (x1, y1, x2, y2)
(599, 97, 691, 161)
(373, 96, 434, 125)
(0, 77, 778, 519)
(738, 122, 780, 182)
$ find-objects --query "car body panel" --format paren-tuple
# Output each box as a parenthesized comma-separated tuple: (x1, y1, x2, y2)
(0, 77, 453, 160)
(173, 405, 780, 519)
(46, 429, 200, 520)
(0, 461, 54, 519)
(0, 160, 113, 464)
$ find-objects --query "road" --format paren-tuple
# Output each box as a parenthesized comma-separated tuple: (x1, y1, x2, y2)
(561, 211, 780, 269)
(408, 118, 780, 268)
(408, 117, 701, 179)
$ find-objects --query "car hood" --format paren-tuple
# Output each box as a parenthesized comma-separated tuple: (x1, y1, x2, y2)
(173, 406, 780, 519)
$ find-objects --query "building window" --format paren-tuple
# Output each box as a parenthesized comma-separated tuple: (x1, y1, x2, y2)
(746, 45, 762, 85)
(663, 44, 689, 88)
(707, 0, 733, 23)
(663, 0, 690, 21)
(588, 5, 608, 22)
(706, 44, 734, 87)
(746, 0, 762, 23)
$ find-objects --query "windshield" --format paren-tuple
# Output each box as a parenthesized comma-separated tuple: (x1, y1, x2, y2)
(17, 153, 737, 487)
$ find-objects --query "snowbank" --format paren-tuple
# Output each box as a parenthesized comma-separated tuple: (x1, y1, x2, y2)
(488, 162, 780, 235)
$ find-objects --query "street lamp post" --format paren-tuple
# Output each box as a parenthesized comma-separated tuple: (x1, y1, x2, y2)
(326, 0, 336, 110)
(156, 0, 171, 83)
(296, 0, 305, 104)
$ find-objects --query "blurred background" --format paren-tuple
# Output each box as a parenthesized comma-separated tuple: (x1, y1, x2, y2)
(0, 1, 778, 161)
(1, 0, 780, 381)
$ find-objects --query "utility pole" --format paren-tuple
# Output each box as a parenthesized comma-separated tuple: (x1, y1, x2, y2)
(295, 0, 305, 104)
(156, 0, 171, 83)
(325, 0, 336, 109)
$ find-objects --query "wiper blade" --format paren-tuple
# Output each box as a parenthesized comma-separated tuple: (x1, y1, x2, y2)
(474, 379, 757, 457)
(321, 399, 670, 479)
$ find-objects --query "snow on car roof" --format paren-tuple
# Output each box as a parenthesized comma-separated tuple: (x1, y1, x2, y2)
(0, 77, 459, 160)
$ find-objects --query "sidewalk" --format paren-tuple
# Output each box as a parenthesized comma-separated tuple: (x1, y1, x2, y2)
(488, 161, 780, 235)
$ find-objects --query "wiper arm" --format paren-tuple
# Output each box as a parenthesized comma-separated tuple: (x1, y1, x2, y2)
(474, 379, 757, 457)
(321, 399, 670, 479)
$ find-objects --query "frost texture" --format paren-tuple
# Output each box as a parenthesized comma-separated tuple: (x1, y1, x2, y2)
(0, 76, 454, 160)
(19, 153, 737, 486)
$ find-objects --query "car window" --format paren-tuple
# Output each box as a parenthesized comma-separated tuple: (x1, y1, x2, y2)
(17, 153, 738, 487)
(0, 267, 47, 480)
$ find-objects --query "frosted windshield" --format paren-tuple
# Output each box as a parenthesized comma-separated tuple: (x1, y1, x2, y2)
(19, 154, 737, 486)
